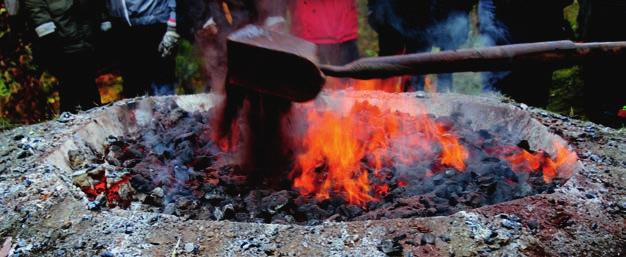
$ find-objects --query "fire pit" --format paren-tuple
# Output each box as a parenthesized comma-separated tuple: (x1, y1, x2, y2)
(65, 90, 579, 226)
(0, 92, 623, 256)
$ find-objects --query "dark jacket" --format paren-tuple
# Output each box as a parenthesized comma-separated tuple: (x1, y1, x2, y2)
(368, 0, 476, 46)
(23, 0, 103, 53)
(492, 0, 574, 43)
(176, 0, 256, 41)
(106, 0, 176, 26)
(367, 0, 433, 41)
(432, 0, 476, 21)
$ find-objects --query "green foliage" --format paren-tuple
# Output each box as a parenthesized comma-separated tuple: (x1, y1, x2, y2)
(0, 77, 10, 97)
(548, 67, 585, 118)
(0, 2, 58, 125)
(176, 39, 206, 93)
(564, 1, 579, 33)
(356, 0, 378, 57)
(0, 117, 19, 131)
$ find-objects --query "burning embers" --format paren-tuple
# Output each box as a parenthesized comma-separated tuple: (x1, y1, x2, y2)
(290, 100, 469, 206)
(71, 90, 578, 224)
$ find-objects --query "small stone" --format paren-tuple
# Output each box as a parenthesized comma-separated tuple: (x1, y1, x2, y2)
(420, 233, 436, 245)
(16, 150, 33, 159)
(13, 134, 25, 141)
(493, 229, 512, 245)
(501, 219, 522, 230)
(519, 103, 528, 110)
(82, 214, 93, 221)
(57, 112, 75, 123)
(61, 221, 72, 229)
(589, 154, 602, 162)
(527, 220, 540, 231)
(151, 187, 165, 198)
(261, 190, 291, 214)
(377, 239, 402, 255)
(73, 240, 86, 249)
(17, 239, 27, 248)
(415, 90, 430, 99)
(54, 249, 66, 256)
(184, 243, 198, 253)
(101, 251, 114, 257)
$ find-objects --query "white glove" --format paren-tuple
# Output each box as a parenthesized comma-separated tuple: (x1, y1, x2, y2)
(100, 21, 112, 32)
(158, 30, 180, 58)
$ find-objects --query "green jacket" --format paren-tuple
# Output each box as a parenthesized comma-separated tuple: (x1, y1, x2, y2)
(23, 0, 104, 53)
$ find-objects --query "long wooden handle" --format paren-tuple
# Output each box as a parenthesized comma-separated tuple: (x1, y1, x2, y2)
(319, 41, 626, 79)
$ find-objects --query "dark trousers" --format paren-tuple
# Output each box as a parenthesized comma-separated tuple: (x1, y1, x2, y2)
(114, 23, 176, 97)
(579, 1, 626, 127)
(376, 25, 463, 92)
(377, 28, 430, 92)
(317, 39, 360, 66)
(42, 49, 101, 113)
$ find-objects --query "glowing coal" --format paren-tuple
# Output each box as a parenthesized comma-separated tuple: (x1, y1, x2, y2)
(72, 88, 578, 224)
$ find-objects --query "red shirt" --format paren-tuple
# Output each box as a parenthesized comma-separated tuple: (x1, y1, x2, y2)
(289, 0, 359, 44)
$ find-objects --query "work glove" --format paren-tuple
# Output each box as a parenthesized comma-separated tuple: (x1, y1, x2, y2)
(100, 21, 112, 32)
(158, 26, 179, 58)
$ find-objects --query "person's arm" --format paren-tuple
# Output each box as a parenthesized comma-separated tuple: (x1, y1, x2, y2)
(158, 0, 180, 57)
(167, 0, 176, 31)
(99, 0, 113, 32)
(22, 0, 56, 38)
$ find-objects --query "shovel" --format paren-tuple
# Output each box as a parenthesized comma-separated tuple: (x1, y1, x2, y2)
(227, 24, 626, 102)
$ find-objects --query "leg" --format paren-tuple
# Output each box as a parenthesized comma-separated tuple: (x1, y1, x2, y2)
(377, 27, 405, 56)
(495, 68, 551, 108)
(148, 23, 177, 96)
(56, 51, 101, 112)
(404, 40, 431, 92)
(120, 25, 153, 98)
(338, 39, 360, 65)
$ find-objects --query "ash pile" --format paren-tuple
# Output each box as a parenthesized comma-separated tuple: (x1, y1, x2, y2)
(70, 98, 577, 225)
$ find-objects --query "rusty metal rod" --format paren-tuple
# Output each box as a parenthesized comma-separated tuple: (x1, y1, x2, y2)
(320, 40, 626, 79)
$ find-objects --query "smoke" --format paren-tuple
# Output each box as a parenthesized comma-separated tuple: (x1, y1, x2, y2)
(428, 12, 471, 51)
(366, 1, 512, 93)
(476, 0, 511, 92)
(476, 0, 509, 47)
(151, 82, 176, 96)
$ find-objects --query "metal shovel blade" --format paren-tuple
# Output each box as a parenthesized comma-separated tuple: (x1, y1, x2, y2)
(226, 25, 325, 102)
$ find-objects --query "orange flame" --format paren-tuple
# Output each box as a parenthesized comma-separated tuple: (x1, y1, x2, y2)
(291, 81, 469, 206)
(491, 140, 578, 182)
(325, 77, 408, 93)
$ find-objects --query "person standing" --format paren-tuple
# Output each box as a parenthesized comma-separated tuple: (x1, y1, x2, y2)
(578, 0, 626, 128)
(105, 0, 179, 97)
(290, 0, 360, 65)
(367, 0, 432, 91)
(430, 0, 476, 92)
(480, 0, 574, 107)
(23, 0, 103, 112)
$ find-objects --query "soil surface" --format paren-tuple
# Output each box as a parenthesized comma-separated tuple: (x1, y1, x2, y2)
(0, 93, 624, 257)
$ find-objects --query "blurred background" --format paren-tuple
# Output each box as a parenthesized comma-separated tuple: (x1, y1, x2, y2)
(0, 0, 586, 130)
